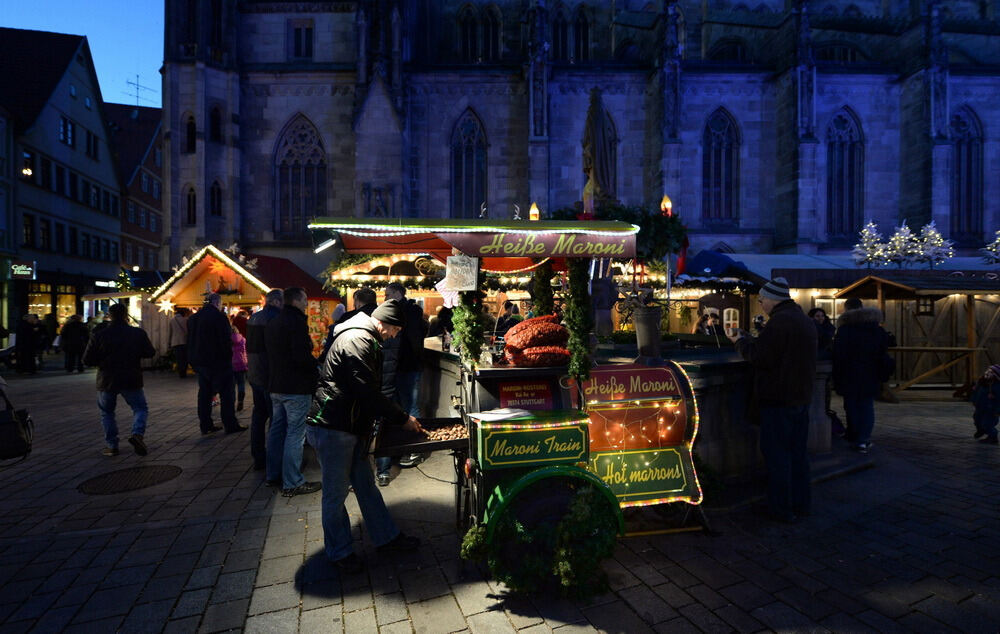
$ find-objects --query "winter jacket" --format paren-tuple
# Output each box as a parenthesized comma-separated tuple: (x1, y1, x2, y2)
(231, 331, 248, 372)
(381, 335, 400, 400)
(82, 321, 155, 392)
(60, 320, 90, 353)
(308, 312, 408, 437)
(735, 300, 817, 407)
(168, 314, 188, 348)
(186, 304, 233, 370)
(396, 299, 427, 372)
(324, 302, 376, 360)
(814, 319, 836, 360)
(264, 305, 317, 395)
(246, 305, 280, 387)
(832, 307, 890, 400)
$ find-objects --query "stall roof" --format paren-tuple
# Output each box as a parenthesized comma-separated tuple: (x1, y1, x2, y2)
(309, 217, 638, 270)
(834, 271, 1000, 299)
(151, 245, 333, 301)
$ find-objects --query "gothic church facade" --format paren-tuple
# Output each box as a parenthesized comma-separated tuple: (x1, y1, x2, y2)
(162, 0, 1000, 272)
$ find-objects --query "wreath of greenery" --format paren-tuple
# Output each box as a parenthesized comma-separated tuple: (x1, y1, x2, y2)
(451, 290, 487, 365)
(565, 259, 594, 380)
(461, 484, 618, 598)
(531, 260, 555, 316)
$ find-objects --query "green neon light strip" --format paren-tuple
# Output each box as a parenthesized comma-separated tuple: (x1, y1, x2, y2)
(308, 217, 639, 236)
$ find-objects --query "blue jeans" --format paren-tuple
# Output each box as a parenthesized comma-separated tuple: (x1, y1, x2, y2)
(758, 404, 811, 519)
(395, 370, 421, 417)
(98, 390, 148, 449)
(306, 425, 399, 562)
(268, 393, 312, 489)
(250, 383, 271, 468)
(843, 395, 875, 445)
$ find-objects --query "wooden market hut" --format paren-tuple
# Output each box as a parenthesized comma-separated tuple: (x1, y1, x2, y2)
(149, 245, 339, 355)
(831, 271, 1000, 393)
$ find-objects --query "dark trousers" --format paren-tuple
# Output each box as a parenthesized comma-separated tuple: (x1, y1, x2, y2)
(843, 395, 875, 445)
(758, 404, 811, 519)
(194, 366, 239, 432)
(64, 348, 84, 372)
(250, 382, 271, 468)
(173, 345, 189, 378)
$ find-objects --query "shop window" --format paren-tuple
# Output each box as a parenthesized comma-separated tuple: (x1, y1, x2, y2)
(56, 286, 76, 323)
(722, 308, 740, 334)
(28, 283, 52, 317)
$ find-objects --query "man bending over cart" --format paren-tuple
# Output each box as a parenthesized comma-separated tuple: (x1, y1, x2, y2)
(305, 299, 425, 573)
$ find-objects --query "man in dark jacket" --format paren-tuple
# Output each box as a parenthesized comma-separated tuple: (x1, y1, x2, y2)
(61, 315, 90, 373)
(385, 282, 430, 474)
(832, 297, 890, 454)
(264, 287, 321, 497)
(187, 293, 244, 435)
(82, 303, 156, 456)
(306, 299, 423, 573)
(246, 289, 283, 471)
(322, 287, 377, 360)
(730, 277, 817, 523)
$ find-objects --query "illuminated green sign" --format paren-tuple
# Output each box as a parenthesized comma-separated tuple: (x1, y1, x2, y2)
(590, 448, 697, 504)
(480, 425, 588, 470)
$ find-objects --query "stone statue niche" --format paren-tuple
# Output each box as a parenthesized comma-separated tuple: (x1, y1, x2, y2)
(582, 87, 618, 214)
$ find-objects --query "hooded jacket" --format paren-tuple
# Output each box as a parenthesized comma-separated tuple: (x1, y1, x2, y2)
(832, 307, 890, 399)
(308, 312, 407, 437)
(735, 299, 818, 407)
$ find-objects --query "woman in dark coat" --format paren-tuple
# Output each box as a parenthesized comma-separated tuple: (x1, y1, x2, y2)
(15, 314, 40, 374)
(832, 301, 890, 453)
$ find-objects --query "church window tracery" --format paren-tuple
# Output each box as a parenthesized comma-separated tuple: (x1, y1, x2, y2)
(702, 108, 740, 224)
(450, 110, 487, 220)
(825, 109, 864, 240)
(483, 5, 502, 62)
(573, 8, 590, 62)
(273, 116, 326, 236)
(552, 9, 570, 61)
(458, 5, 479, 62)
(708, 38, 750, 63)
(950, 108, 983, 243)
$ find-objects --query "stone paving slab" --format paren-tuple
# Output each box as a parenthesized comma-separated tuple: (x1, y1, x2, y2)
(0, 365, 998, 632)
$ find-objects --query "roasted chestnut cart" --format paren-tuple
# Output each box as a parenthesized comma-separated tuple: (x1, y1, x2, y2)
(311, 218, 708, 569)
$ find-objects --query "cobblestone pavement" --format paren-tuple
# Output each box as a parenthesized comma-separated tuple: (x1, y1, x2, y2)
(0, 365, 998, 633)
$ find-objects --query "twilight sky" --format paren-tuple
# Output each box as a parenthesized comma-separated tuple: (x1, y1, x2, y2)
(2, 0, 164, 107)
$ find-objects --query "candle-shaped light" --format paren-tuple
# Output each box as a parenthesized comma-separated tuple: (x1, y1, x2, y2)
(529, 202, 540, 221)
(660, 194, 673, 217)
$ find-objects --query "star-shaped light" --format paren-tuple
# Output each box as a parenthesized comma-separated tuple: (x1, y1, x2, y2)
(157, 299, 175, 315)
(208, 258, 229, 275)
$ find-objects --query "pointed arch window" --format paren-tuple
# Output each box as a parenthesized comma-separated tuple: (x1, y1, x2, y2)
(273, 116, 326, 236)
(458, 6, 479, 62)
(825, 110, 864, 240)
(184, 116, 196, 153)
(451, 111, 487, 219)
(209, 107, 222, 143)
(209, 181, 223, 217)
(573, 9, 590, 62)
(552, 10, 570, 61)
(950, 108, 983, 243)
(702, 109, 740, 224)
(483, 5, 502, 62)
(185, 187, 197, 225)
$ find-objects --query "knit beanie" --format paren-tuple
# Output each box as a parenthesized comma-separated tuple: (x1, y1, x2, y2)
(759, 277, 791, 302)
(371, 299, 407, 328)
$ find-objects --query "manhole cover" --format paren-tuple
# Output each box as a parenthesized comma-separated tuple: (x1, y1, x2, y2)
(78, 465, 183, 495)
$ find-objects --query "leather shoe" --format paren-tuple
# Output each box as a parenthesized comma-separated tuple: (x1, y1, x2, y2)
(334, 552, 364, 574)
(377, 473, 391, 487)
(201, 425, 222, 435)
(225, 425, 248, 434)
(377, 532, 420, 552)
(282, 481, 322, 497)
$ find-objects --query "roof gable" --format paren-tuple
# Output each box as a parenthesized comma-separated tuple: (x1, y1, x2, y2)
(105, 103, 161, 186)
(0, 27, 84, 132)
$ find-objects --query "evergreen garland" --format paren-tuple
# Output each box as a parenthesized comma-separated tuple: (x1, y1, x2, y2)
(565, 259, 594, 380)
(532, 260, 555, 316)
(451, 291, 486, 366)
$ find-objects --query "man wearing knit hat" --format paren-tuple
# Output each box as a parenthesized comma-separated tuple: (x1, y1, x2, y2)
(729, 277, 817, 523)
(306, 299, 424, 573)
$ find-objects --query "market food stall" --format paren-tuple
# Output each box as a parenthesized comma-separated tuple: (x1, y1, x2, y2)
(149, 245, 340, 355)
(310, 217, 707, 594)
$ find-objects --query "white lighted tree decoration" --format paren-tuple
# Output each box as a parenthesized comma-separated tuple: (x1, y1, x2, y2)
(883, 222, 922, 269)
(982, 230, 1000, 265)
(851, 221, 885, 268)
(917, 221, 954, 269)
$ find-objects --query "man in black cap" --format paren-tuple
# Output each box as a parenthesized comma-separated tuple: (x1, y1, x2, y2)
(306, 299, 424, 573)
(729, 277, 817, 523)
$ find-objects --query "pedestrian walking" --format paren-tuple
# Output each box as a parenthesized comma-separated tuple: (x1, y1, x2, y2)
(729, 277, 817, 523)
(232, 324, 248, 412)
(970, 364, 1000, 445)
(246, 289, 283, 471)
(306, 299, 423, 573)
(169, 307, 190, 378)
(15, 314, 40, 374)
(187, 294, 245, 435)
(832, 297, 890, 454)
(82, 303, 156, 456)
(60, 315, 89, 373)
(264, 287, 321, 496)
